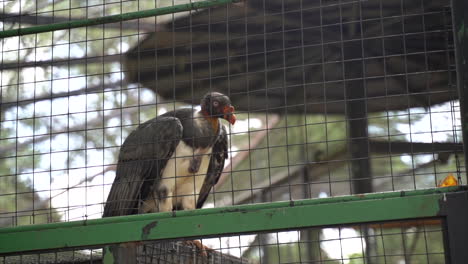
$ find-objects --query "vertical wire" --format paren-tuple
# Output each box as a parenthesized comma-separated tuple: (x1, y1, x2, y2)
(338, 227, 345, 263)
(280, 0, 293, 201)
(67, 0, 72, 223)
(380, 0, 395, 192)
(444, 2, 464, 183)
(190, 0, 196, 209)
(49, 1, 57, 220)
(153, 0, 159, 212)
(257, 233, 263, 264)
(31, 6, 38, 225)
(299, 0, 310, 200)
(120, 0, 126, 212)
(136, 0, 142, 215)
(82, 0, 89, 222)
(359, 224, 367, 264)
(14, 0, 23, 227)
(275, 232, 281, 263)
(226, 0, 236, 207)
(296, 229, 303, 264)
(359, 0, 371, 194)
(0, 0, 4, 227)
(400, 223, 409, 264)
(237, 235, 242, 261)
(300, 4, 311, 234)
(420, 222, 430, 263)
(378, 223, 388, 264)
(358, 3, 375, 260)
(317, 226, 323, 262)
(153, 0, 158, 118)
(318, 0, 332, 196)
(0, 1, 3, 225)
(399, 0, 417, 190)
(117, 0, 124, 213)
(97, 0, 106, 220)
(67, 0, 73, 219)
(161, 240, 168, 263)
(212, 0, 230, 208)
(244, 0, 254, 204)
(422, 0, 438, 187)
(338, 0, 351, 196)
(209, 0, 219, 208)
(137, 0, 142, 211)
(171, 0, 177, 211)
(262, 0, 274, 203)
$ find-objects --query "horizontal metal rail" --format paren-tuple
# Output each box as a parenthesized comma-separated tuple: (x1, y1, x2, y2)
(0, 0, 241, 38)
(0, 186, 464, 255)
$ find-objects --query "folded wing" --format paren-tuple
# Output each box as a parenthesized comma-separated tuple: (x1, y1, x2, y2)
(103, 116, 183, 217)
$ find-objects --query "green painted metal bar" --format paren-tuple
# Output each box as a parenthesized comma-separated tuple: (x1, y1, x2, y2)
(451, 0, 468, 178)
(0, 0, 241, 38)
(0, 186, 462, 255)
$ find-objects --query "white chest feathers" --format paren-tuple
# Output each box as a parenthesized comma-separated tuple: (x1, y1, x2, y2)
(141, 141, 212, 213)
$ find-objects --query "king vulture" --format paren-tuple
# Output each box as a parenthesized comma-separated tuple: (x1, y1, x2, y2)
(103, 92, 236, 217)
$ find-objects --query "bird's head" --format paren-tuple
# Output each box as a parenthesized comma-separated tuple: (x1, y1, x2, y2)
(200, 92, 237, 125)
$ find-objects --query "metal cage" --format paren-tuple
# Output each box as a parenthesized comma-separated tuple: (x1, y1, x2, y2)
(0, 0, 467, 263)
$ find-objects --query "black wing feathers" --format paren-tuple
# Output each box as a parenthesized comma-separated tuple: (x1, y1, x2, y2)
(196, 125, 228, 209)
(103, 116, 182, 217)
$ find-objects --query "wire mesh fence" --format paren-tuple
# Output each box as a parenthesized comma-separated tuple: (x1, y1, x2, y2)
(0, 218, 447, 264)
(0, 0, 466, 263)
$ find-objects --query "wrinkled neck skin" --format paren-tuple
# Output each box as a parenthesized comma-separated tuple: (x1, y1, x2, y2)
(200, 109, 220, 134)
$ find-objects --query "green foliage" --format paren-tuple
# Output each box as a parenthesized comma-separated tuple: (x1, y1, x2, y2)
(348, 253, 365, 264)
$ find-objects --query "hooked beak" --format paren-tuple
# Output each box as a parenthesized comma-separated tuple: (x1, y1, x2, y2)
(223, 105, 236, 125)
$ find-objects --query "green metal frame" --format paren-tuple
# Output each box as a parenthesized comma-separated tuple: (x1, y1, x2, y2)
(0, 0, 241, 38)
(452, 0, 468, 170)
(0, 186, 463, 256)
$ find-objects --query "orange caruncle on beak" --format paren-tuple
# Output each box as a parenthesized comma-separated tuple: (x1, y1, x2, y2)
(223, 106, 237, 125)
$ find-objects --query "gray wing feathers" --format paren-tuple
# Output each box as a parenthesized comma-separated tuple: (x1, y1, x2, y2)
(103, 117, 183, 217)
(196, 125, 228, 209)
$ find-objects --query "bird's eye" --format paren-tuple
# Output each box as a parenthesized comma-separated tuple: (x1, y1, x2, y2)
(213, 101, 219, 107)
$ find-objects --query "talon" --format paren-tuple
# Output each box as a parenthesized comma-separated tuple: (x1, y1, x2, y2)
(184, 240, 212, 257)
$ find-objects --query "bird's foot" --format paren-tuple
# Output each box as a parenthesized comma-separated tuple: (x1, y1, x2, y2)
(184, 240, 213, 257)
